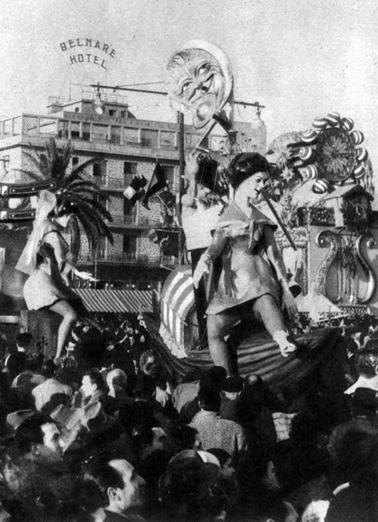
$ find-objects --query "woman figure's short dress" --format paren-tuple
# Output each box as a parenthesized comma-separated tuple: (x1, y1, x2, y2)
(23, 222, 78, 311)
(206, 201, 280, 316)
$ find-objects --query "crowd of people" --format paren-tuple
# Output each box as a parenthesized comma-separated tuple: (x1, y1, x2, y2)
(0, 313, 375, 521)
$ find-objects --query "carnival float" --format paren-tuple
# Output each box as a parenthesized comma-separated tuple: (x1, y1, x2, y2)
(152, 40, 378, 391)
(0, 40, 377, 391)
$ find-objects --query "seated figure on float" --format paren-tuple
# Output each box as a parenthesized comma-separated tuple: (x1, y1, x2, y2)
(16, 190, 96, 365)
(193, 152, 298, 375)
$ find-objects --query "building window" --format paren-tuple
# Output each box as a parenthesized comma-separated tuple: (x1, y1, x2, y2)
(109, 125, 121, 145)
(93, 161, 106, 180)
(161, 165, 175, 189)
(71, 121, 80, 139)
(75, 107, 80, 113)
(120, 110, 127, 118)
(160, 131, 176, 149)
(72, 156, 79, 166)
(124, 162, 137, 184)
(141, 129, 158, 148)
(123, 235, 137, 255)
(82, 123, 90, 141)
(123, 198, 135, 223)
(0, 155, 9, 174)
(123, 127, 139, 145)
(109, 109, 116, 117)
(92, 124, 108, 142)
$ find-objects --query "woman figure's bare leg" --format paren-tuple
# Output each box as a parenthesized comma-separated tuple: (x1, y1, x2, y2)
(49, 300, 78, 361)
(207, 312, 238, 375)
(252, 294, 296, 357)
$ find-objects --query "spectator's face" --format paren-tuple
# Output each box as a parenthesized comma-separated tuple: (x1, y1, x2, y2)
(193, 433, 202, 450)
(39, 422, 64, 462)
(67, 341, 76, 352)
(81, 375, 96, 398)
(109, 459, 145, 512)
(220, 457, 235, 480)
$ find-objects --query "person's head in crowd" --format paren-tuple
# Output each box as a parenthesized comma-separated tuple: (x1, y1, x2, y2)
(135, 427, 168, 459)
(200, 366, 227, 393)
(168, 424, 201, 452)
(66, 338, 77, 354)
(106, 368, 128, 398)
(41, 393, 70, 416)
(40, 359, 56, 379)
(139, 350, 159, 379)
(355, 348, 378, 378)
(134, 374, 156, 401)
(326, 436, 378, 522)
(81, 369, 106, 399)
(83, 457, 145, 517)
(15, 413, 64, 464)
(81, 402, 114, 435)
(15, 332, 33, 352)
(78, 331, 106, 368)
(159, 449, 222, 521)
(238, 449, 282, 500)
(330, 429, 376, 484)
(350, 387, 378, 419)
(222, 376, 244, 401)
(55, 366, 81, 390)
(198, 386, 221, 413)
(207, 448, 235, 480)
(289, 411, 321, 445)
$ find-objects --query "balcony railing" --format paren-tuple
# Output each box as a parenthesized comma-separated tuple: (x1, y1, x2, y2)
(0, 114, 231, 153)
(77, 251, 178, 266)
(110, 213, 163, 227)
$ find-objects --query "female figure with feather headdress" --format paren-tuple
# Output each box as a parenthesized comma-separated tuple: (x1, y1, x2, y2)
(15, 139, 113, 364)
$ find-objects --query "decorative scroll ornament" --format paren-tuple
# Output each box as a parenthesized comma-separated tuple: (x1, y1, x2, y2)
(267, 114, 370, 200)
(166, 40, 233, 129)
(315, 230, 376, 305)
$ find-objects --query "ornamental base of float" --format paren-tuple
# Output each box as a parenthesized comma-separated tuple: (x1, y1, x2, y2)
(147, 312, 347, 397)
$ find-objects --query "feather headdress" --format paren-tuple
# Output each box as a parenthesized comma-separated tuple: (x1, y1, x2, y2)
(22, 138, 113, 257)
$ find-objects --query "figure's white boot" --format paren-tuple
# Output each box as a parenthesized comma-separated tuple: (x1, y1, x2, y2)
(272, 330, 297, 358)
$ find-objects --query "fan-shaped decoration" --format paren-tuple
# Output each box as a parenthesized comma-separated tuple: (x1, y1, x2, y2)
(267, 116, 370, 201)
(292, 113, 369, 194)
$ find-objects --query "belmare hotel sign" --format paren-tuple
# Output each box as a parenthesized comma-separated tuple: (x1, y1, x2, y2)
(59, 38, 116, 70)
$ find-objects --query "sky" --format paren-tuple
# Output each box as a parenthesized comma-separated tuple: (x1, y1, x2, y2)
(1, 0, 378, 181)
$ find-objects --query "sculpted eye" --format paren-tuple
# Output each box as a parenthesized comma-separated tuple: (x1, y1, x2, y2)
(197, 63, 211, 77)
(182, 82, 191, 93)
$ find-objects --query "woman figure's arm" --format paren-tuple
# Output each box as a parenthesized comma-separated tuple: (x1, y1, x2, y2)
(44, 230, 96, 282)
(264, 226, 298, 318)
(192, 227, 228, 288)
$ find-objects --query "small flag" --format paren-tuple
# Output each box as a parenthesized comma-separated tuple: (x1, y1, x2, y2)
(123, 175, 147, 206)
(141, 163, 168, 210)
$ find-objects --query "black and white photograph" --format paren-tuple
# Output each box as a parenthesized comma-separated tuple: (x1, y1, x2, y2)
(0, 0, 377, 520)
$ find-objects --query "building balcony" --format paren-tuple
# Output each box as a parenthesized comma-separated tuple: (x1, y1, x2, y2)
(109, 213, 164, 229)
(77, 251, 178, 266)
(0, 113, 220, 157)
